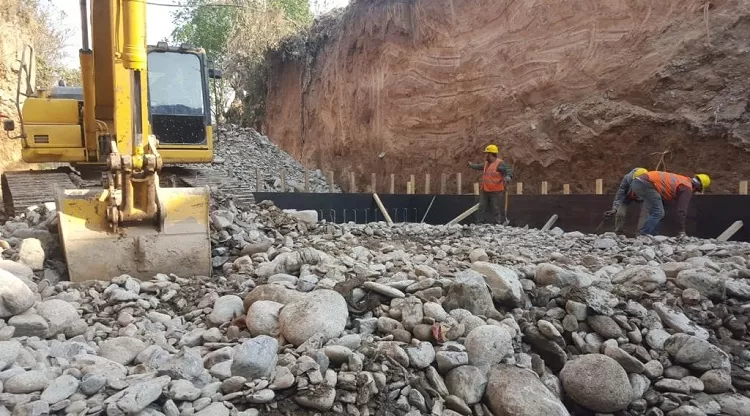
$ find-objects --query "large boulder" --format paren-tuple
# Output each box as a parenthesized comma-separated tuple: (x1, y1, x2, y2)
(245, 300, 284, 338)
(470, 262, 524, 306)
(675, 269, 725, 300)
(207, 295, 245, 327)
(484, 364, 569, 416)
(99, 337, 147, 366)
(445, 365, 487, 405)
(663, 333, 730, 373)
(279, 289, 348, 346)
(243, 284, 305, 311)
(231, 336, 278, 380)
(0, 259, 34, 279)
(653, 302, 710, 340)
(611, 266, 666, 287)
(35, 299, 81, 337)
(465, 325, 513, 367)
(0, 269, 36, 318)
(443, 270, 495, 316)
(18, 238, 45, 270)
(560, 354, 633, 412)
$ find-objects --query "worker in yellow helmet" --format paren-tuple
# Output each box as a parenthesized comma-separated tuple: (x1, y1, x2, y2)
(468, 144, 513, 224)
(603, 167, 648, 234)
(631, 171, 711, 237)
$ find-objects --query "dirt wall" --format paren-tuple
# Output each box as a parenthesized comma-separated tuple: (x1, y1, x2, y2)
(264, 0, 750, 194)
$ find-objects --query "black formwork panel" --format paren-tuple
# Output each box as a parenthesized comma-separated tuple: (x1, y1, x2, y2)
(251, 193, 750, 242)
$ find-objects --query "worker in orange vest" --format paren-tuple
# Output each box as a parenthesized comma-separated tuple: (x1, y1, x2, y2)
(468, 144, 513, 224)
(630, 171, 711, 236)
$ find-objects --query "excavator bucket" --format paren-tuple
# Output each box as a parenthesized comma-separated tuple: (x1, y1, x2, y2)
(56, 186, 211, 282)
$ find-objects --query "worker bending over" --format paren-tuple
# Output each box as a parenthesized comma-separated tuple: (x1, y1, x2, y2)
(604, 167, 648, 234)
(468, 145, 513, 224)
(630, 171, 711, 237)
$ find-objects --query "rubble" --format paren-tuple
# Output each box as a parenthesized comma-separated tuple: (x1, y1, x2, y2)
(183, 125, 342, 193)
(0, 197, 748, 415)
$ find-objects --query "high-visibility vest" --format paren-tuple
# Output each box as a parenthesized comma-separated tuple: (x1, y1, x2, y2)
(482, 159, 505, 192)
(644, 171, 692, 201)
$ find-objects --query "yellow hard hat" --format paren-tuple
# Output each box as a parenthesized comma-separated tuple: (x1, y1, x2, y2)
(484, 144, 499, 154)
(633, 168, 648, 178)
(695, 173, 711, 190)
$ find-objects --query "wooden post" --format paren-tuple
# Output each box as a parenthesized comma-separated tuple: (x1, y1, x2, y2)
(440, 173, 447, 195)
(563, 184, 570, 195)
(350, 172, 356, 193)
(389, 174, 395, 194)
(717, 220, 744, 242)
(457, 173, 462, 195)
(516, 182, 523, 195)
(425, 173, 431, 194)
(473, 183, 480, 195)
(595, 179, 603, 195)
(447, 204, 479, 226)
(304, 171, 310, 192)
(541, 181, 548, 195)
(371, 173, 376, 193)
(328, 171, 334, 193)
(372, 193, 393, 226)
(280, 170, 286, 192)
(541, 214, 558, 231)
(740, 181, 749, 195)
(410, 174, 415, 194)
(255, 168, 261, 192)
(406, 180, 412, 195)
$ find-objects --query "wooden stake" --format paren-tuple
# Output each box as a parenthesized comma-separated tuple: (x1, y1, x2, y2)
(457, 173, 462, 195)
(516, 182, 523, 195)
(304, 171, 310, 192)
(541, 214, 558, 231)
(280, 171, 286, 192)
(563, 184, 570, 194)
(740, 181, 748, 195)
(410, 174, 415, 194)
(541, 181, 548, 195)
(328, 171, 334, 193)
(595, 179, 603, 195)
(473, 183, 480, 195)
(373, 193, 393, 226)
(447, 203, 479, 226)
(371, 173, 376, 193)
(406, 181, 412, 195)
(350, 172, 356, 193)
(717, 220, 744, 242)
(389, 174, 395, 194)
(255, 168, 261, 192)
(425, 173, 431, 194)
(440, 173, 447, 195)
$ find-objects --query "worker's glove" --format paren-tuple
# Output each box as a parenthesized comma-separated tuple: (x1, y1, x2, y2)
(603, 209, 616, 219)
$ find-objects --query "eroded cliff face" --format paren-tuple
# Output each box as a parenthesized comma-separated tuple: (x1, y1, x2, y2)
(265, 0, 750, 194)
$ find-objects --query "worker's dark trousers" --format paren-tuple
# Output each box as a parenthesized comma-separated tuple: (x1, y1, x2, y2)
(476, 190, 505, 224)
(614, 202, 647, 234)
(631, 180, 664, 235)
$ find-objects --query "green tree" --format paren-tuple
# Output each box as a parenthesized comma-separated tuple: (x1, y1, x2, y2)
(170, 0, 313, 126)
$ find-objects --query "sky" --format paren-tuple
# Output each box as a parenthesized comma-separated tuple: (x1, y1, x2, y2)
(56, 0, 349, 68)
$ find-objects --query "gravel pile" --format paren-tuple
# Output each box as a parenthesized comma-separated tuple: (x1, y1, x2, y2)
(187, 125, 340, 193)
(0, 199, 749, 415)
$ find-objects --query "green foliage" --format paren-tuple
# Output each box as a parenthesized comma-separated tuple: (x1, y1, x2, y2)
(170, 0, 314, 126)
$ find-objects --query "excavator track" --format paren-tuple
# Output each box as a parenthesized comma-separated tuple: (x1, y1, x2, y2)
(1, 169, 78, 217)
(1, 166, 256, 218)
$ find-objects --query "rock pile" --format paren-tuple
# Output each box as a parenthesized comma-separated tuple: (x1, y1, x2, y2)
(184, 125, 340, 193)
(0, 199, 749, 415)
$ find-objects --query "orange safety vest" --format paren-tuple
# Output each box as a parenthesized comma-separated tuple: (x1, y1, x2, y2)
(482, 159, 505, 192)
(644, 171, 692, 201)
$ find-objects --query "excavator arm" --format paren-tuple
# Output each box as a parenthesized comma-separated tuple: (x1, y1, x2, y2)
(56, 0, 211, 282)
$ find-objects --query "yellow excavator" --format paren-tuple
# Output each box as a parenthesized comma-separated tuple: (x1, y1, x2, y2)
(0, 0, 249, 282)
